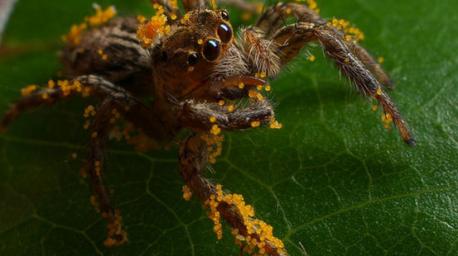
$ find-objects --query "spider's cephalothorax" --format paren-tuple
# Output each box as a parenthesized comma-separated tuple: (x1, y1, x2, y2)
(0, 1, 415, 255)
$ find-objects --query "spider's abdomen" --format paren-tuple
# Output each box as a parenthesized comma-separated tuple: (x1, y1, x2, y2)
(61, 17, 152, 86)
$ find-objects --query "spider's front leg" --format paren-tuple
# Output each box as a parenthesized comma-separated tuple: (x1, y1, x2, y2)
(178, 104, 287, 255)
(271, 22, 415, 145)
(255, 2, 393, 89)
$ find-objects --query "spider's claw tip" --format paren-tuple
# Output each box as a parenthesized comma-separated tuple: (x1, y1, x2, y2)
(405, 138, 416, 147)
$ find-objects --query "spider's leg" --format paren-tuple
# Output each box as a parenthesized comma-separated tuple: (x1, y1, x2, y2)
(86, 98, 128, 247)
(272, 23, 415, 145)
(256, 2, 324, 37)
(179, 133, 287, 256)
(254, 3, 393, 88)
(0, 75, 127, 131)
(178, 99, 274, 132)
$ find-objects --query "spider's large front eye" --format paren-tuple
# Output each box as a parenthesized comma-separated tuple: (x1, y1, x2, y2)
(217, 23, 232, 43)
(203, 39, 220, 61)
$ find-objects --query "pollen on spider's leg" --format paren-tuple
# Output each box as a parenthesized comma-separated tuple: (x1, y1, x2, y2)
(201, 133, 224, 164)
(20, 85, 38, 97)
(251, 120, 261, 128)
(204, 184, 286, 255)
(182, 185, 192, 201)
(381, 113, 394, 130)
(210, 124, 221, 135)
(328, 17, 365, 42)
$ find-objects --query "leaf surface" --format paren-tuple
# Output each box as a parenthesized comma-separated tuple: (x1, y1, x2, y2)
(0, 0, 457, 255)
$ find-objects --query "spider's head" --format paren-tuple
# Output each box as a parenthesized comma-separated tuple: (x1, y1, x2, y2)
(151, 9, 234, 97)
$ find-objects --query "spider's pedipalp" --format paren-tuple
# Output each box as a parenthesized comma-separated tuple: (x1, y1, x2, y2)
(179, 98, 274, 132)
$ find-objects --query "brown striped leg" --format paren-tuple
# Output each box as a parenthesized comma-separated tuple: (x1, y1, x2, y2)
(271, 23, 415, 145)
(179, 134, 287, 256)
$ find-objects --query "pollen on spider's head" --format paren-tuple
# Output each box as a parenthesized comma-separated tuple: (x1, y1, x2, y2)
(137, 6, 170, 48)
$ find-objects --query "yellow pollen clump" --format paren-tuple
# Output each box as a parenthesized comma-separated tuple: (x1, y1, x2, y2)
(211, 124, 221, 135)
(269, 119, 283, 129)
(84, 105, 96, 118)
(137, 5, 170, 48)
(251, 120, 261, 128)
(307, 0, 320, 13)
(181, 13, 191, 25)
(256, 71, 267, 78)
(329, 18, 365, 42)
(169, 0, 178, 9)
(63, 5, 116, 46)
(47, 80, 55, 89)
(256, 85, 263, 91)
(201, 133, 224, 164)
(62, 23, 87, 46)
(182, 185, 192, 201)
(381, 113, 393, 129)
(209, 116, 217, 123)
(20, 85, 37, 97)
(376, 87, 383, 96)
(137, 15, 146, 23)
(170, 14, 177, 20)
(265, 85, 272, 92)
(227, 105, 235, 113)
(86, 5, 117, 27)
(218, 100, 225, 106)
(378, 56, 385, 64)
(238, 82, 245, 89)
(197, 39, 204, 45)
(248, 90, 265, 101)
(204, 184, 286, 255)
(97, 49, 109, 61)
(307, 54, 316, 62)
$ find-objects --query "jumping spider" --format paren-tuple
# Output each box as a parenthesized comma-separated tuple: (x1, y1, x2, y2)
(0, 0, 415, 255)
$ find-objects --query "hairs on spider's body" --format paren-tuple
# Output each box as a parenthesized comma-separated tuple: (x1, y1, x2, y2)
(0, 1, 414, 255)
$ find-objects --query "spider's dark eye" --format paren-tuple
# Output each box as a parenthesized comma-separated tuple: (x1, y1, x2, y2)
(203, 39, 220, 61)
(187, 52, 199, 65)
(221, 10, 230, 21)
(217, 23, 232, 43)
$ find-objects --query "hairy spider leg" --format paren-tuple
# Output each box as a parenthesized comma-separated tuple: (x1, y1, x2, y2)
(179, 133, 287, 256)
(271, 22, 415, 145)
(87, 98, 128, 247)
(255, 2, 393, 89)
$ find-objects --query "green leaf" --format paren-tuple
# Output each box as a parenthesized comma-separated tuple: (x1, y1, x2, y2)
(0, 0, 457, 255)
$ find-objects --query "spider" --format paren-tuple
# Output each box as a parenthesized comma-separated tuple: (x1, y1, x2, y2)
(0, 0, 415, 255)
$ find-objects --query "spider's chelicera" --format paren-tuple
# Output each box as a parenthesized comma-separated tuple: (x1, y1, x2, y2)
(0, 1, 415, 255)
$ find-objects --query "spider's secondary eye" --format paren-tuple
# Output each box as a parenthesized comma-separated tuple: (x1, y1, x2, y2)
(187, 52, 199, 65)
(217, 23, 232, 43)
(203, 39, 220, 61)
(221, 10, 230, 21)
